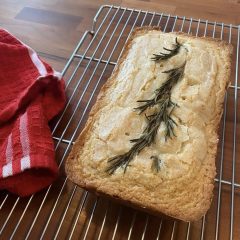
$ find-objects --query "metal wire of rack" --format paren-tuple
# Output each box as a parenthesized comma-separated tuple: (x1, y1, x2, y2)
(0, 5, 239, 240)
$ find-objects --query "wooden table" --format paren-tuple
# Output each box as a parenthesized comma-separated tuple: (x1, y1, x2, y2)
(1, 0, 239, 71)
(0, 1, 240, 240)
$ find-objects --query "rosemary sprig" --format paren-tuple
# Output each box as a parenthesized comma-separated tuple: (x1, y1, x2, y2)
(105, 63, 185, 175)
(134, 63, 185, 114)
(151, 37, 181, 62)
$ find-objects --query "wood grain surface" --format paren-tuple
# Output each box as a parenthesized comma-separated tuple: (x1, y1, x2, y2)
(0, 1, 240, 240)
(0, 0, 239, 71)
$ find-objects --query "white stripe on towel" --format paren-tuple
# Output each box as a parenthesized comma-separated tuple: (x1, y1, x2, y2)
(27, 47, 47, 76)
(3, 134, 13, 177)
(19, 112, 31, 171)
(2, 162, 13, 178)
(20, 156, 31, 172)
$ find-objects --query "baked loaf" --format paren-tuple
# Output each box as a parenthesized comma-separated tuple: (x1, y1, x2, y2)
(65, 27, 232, 221)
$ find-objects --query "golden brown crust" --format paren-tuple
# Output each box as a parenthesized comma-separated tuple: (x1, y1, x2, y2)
(65, 27, 233, 222)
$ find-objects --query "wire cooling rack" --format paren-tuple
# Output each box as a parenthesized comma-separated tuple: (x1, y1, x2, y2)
(0, 5, 239, 240)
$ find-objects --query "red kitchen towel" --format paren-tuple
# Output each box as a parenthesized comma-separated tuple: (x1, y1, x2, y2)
(0, 29, 66, 196)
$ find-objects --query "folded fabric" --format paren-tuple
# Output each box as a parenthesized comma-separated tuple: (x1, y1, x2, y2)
(0, 29, 66, 196)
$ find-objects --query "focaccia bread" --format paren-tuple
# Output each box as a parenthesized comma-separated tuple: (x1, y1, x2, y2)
(65, 27, 232, 221)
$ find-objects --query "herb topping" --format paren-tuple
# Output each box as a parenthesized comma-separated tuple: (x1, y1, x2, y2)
(106, 38, 186, 175)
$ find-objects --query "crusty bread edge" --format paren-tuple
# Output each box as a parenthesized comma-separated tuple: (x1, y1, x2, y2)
(65, 26, 233, 222)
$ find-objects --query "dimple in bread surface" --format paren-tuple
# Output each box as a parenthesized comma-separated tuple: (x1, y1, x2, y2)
(65, 27, 232, 222)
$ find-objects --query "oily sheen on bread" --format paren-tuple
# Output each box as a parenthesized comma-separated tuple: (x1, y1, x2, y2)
(65, 27, 232, 221)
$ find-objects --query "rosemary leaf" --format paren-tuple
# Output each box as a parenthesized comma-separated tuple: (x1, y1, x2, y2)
(134, 63, 185, 114)
(151, 156, 161, 172)
(151, 37, 181, 62)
